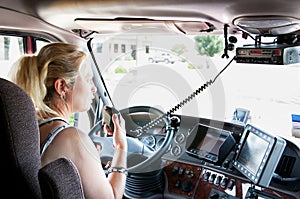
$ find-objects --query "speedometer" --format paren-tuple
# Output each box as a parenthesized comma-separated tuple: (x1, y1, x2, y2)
(141, 135, 156, 148)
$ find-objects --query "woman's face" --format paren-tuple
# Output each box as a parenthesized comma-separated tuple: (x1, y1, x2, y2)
(70, 59, 96, 112)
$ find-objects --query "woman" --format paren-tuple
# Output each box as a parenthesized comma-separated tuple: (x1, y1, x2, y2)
(9, 42, 127, 199)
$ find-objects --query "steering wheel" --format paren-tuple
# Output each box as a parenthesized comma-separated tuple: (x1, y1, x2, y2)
(88, 105, 175, 173)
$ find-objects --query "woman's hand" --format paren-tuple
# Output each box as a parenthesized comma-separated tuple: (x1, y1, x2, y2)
(104, 113, 127, 151)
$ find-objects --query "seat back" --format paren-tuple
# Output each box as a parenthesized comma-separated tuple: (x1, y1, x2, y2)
(0, 78, 84, 199)
(39, 157, 85, 199)
(0, 78, 42, 198)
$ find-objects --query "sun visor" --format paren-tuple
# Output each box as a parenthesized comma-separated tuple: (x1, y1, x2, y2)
(74, 18, 214, 34)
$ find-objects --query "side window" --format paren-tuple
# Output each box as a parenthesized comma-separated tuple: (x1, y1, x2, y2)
(0, 36, 50, 80)
(36, 39, 50, 52)
(0, 35, 91, 130)
(0, 35, 24, 79)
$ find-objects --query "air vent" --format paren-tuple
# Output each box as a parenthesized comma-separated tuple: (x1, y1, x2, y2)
(275, 155, 296, 177)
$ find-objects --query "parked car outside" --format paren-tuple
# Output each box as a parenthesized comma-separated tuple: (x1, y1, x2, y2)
(148, 52, 176, 64)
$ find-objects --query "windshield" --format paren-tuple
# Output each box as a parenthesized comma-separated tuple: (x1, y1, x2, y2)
(91, 33, 300, 138)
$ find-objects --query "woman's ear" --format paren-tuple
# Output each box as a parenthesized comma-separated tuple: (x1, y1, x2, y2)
(53, 78, 67, 96)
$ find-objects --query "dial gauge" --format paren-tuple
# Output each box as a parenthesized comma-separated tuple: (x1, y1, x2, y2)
(141, 135, 156, 148)
(155, 137, 165, 150)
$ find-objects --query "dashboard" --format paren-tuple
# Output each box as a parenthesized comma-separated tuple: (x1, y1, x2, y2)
(148, 114, 300, 199)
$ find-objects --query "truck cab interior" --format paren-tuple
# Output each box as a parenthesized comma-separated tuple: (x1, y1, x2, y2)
(0, 0, 300, 199)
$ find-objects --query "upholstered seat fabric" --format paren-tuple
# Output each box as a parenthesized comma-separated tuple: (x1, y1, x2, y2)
(0, 78, 85, 199)
(39, 157, 85, 199)
(0, 78, 42, 198)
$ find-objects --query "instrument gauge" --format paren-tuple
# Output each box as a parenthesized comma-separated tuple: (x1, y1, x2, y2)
(141, 135, 156, 148)
(155, 137, 165, 150)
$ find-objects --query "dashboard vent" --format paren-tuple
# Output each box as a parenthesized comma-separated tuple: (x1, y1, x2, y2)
(275, 155, 296, 177)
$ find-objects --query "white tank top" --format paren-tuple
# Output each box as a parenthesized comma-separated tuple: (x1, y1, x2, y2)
(39, 117, 72, 155)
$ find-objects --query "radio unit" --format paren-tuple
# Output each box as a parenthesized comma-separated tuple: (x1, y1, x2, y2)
(235, 44, 300, 65)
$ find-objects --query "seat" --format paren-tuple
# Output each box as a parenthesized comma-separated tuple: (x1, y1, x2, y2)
(39, 158, 85, 199)
(0, 78, 85, 199)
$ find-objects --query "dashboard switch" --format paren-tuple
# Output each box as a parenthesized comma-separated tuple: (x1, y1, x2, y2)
(186, 170, 195, 178)
(215, 175, 222, 186)
(221, 177, 228, 188)
(203, 171, 211, 181)
(227, 179, 235, 190)
(209, 174, 216, 184)
(178, 167, 185, 176)
(172, 166, 179, 176)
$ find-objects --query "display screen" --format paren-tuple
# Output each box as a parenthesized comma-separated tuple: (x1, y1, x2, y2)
(233, 124, 286, 187)
(186, 124, 236, 163)
(196, 128, 227, 155)
(236, 131, 269, 175)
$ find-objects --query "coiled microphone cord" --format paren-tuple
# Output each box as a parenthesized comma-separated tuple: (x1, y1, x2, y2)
(131, 57, 235, 136)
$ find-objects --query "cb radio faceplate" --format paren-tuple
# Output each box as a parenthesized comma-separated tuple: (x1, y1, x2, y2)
(235, 44, 300, 65)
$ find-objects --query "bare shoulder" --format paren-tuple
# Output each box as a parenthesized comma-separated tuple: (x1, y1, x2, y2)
(59, 126, 96, 149)
(48, 126, 99, 160)
(60, 126, 91, 140)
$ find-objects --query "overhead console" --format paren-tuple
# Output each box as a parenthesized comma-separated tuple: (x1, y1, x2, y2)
(233, 124, 286, 187)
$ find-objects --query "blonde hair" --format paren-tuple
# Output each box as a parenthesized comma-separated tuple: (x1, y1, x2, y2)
(9, 42, 86, 120)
